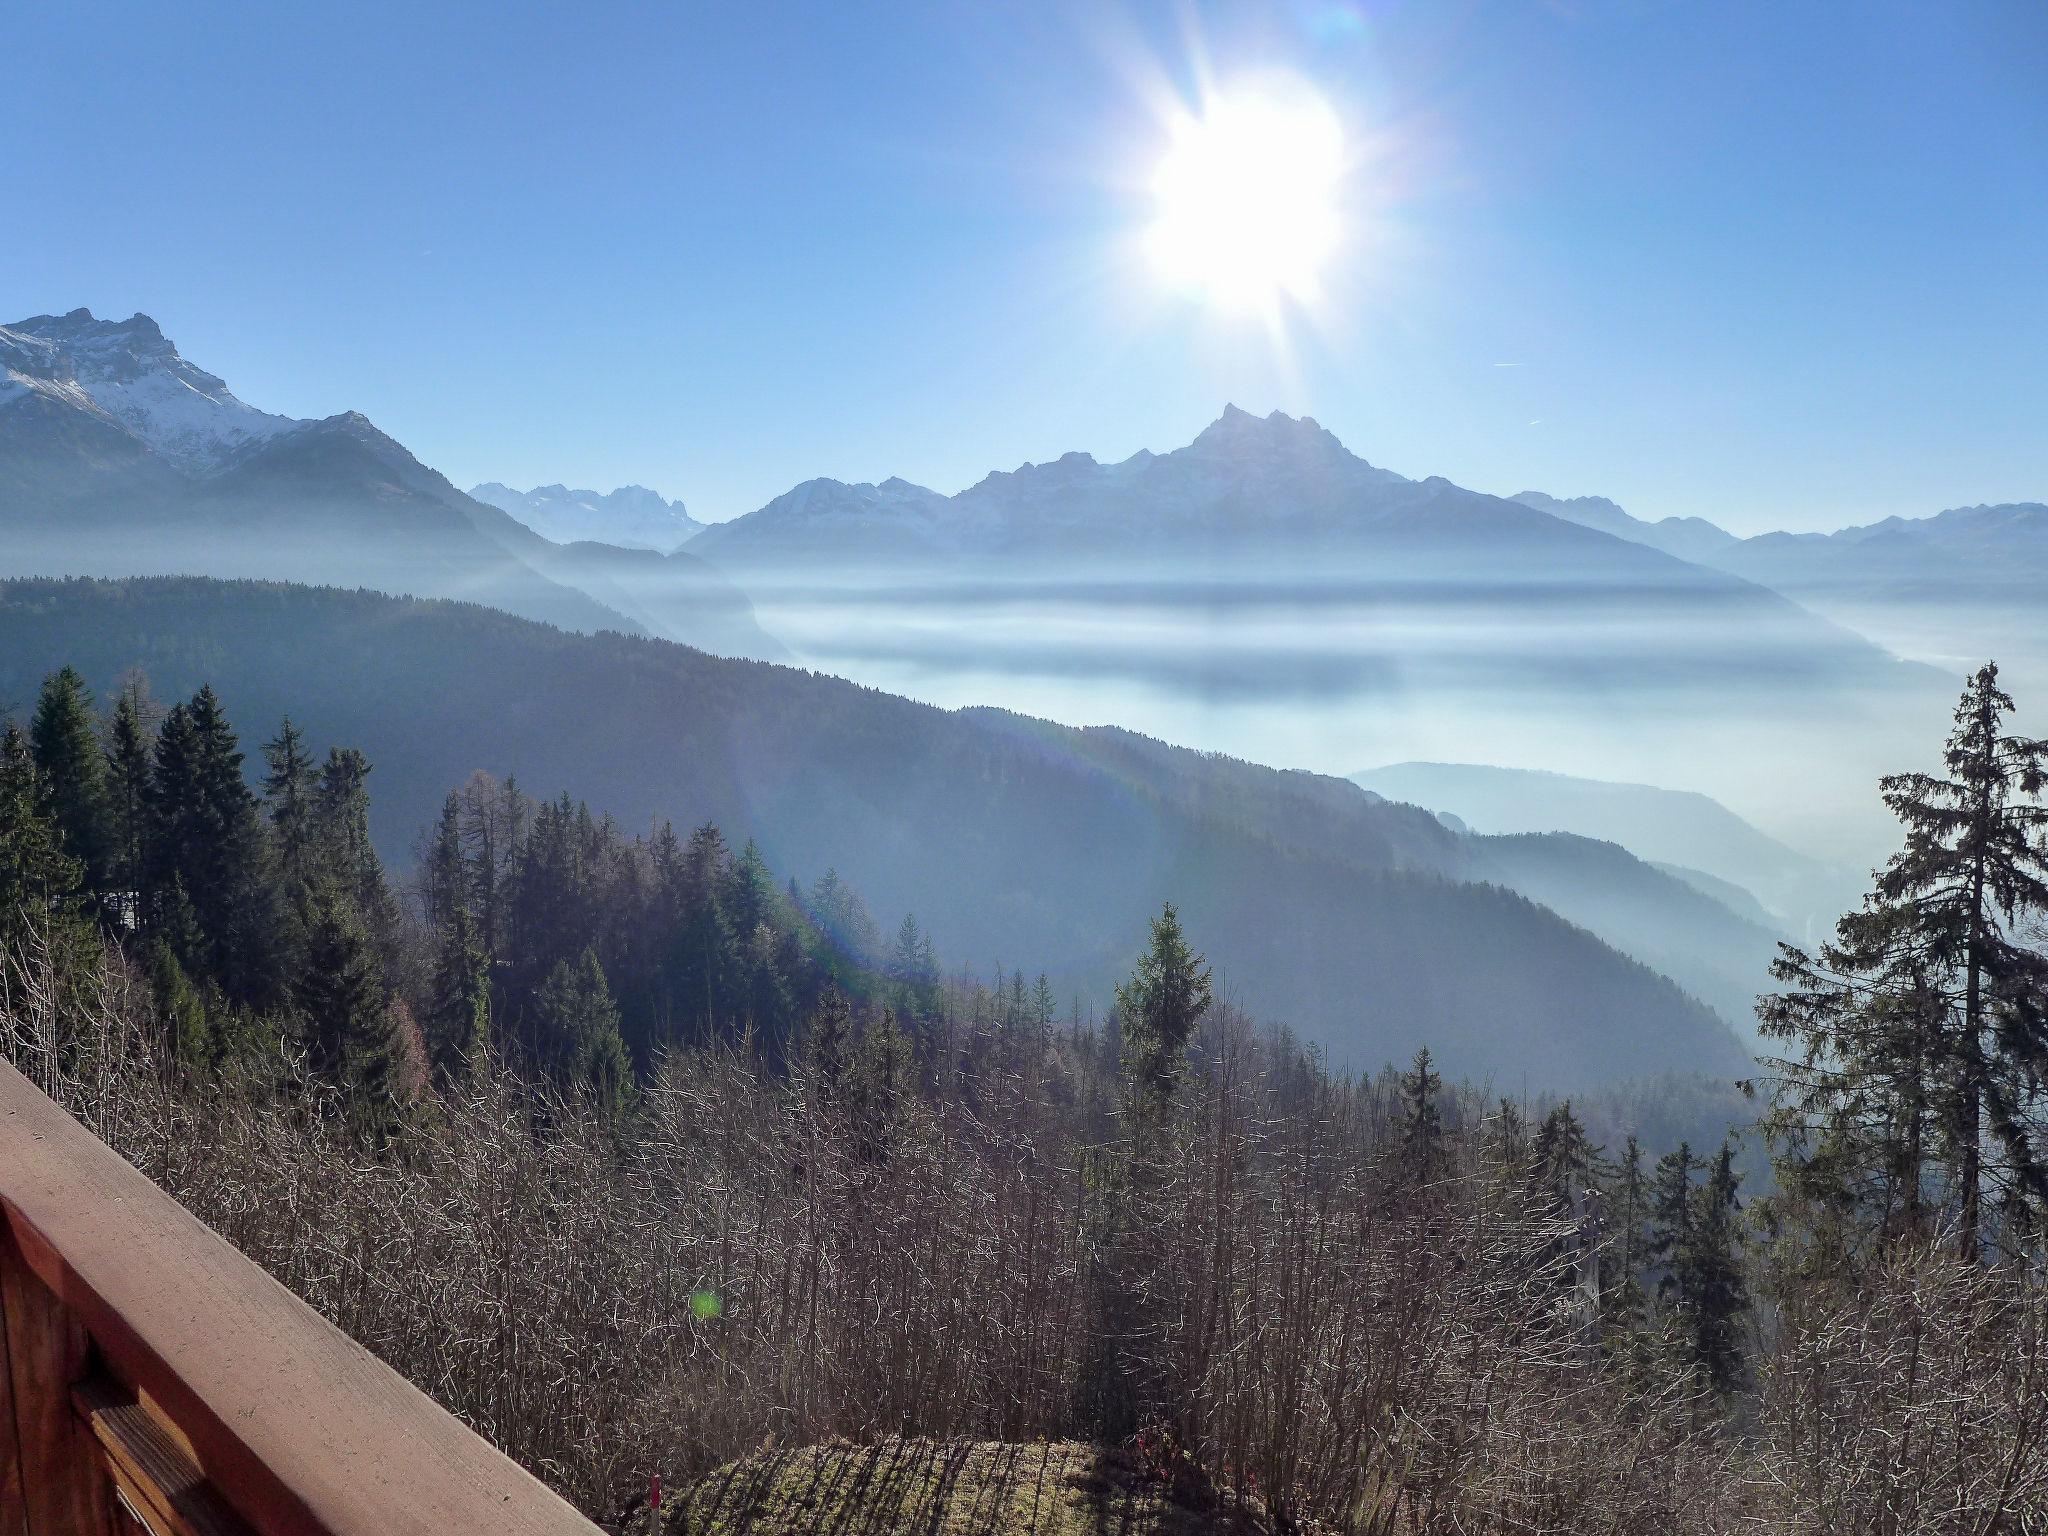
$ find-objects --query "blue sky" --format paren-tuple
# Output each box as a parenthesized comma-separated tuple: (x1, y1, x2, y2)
(6, 0, 2044, 532)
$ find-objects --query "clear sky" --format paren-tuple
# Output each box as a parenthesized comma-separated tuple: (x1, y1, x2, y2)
(6, 0, 2044, 532)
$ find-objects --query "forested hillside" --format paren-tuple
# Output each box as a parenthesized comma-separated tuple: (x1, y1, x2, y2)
(1469, 831, 1784, 1040)
(0, 576, 1751, 1088)
(2, 657, 2043, 1533)
(1354, 760, 1857, 937)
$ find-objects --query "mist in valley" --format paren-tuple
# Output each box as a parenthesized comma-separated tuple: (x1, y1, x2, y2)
(741, 566, 1969, 870)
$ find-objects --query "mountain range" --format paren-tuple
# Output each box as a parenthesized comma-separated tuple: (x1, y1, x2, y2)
(1513, 488, 2047, 679)
(683, 405, 1935, 699)
(0, 310, 779, 661)
(469, 482, 704, 553)
(5, 307, 2024, 1087)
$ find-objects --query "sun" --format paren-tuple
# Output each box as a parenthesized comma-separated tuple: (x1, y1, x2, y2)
(1145, 79, 1346, 315)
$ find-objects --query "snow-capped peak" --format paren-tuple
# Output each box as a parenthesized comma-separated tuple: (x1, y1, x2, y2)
(467, 481, 707, 552)
(0, 308, 297, 470)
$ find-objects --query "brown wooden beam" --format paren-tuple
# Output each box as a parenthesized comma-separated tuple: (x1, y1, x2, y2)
(72, 1378, 249, 1536)
(0, 1059, 600, 1536)
(0, 1226, 112, 1536)
(0, 1228, 27, 1536)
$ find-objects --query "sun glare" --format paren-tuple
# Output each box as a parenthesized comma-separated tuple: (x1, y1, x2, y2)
(1146, 80, 1345, 314)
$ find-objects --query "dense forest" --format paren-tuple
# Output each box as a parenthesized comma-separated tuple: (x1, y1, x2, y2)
(2, 658, 2045, 1531)
(0, 575, 1756, 1090)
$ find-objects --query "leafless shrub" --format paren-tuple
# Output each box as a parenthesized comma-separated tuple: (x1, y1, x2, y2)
(6, 942, 2043, 1534)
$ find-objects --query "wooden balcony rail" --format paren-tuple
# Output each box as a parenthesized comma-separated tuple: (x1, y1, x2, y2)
(0, 1058, 604, 1536)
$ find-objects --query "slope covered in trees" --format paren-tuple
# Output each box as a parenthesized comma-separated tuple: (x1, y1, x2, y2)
(0, 576, 1751, 1088)
(1469, 830, 1785, 1040)
(2, 651, 2044, 1533)
(1354, 760, 1857, 938)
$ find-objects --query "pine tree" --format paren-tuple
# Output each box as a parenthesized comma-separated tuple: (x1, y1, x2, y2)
(669, 823, 733, 1036)
(0, 723, 89, 959)
(1761, 663, 2048, 1260)
(1533, 1101, 1604, 1302)
(147, 687, 283, 1006)
(453, 770, 526, 964)
(102, 676, 156, 910)
(1684, 1142, 1750, 1392)
(1031, 972, 1058, 1043)
(890, 913, 926, 1014)
(1115, 902, 1211, 1123)
(1399, 1047, 1447, 1183)
(848, 1007, 915, 1164)
(533, 948, 631, 1118)
(29, 666, 113, 900)
(888, 912, 943, 1022)
(1647, 1142, 1697, 1303)
(1486, 1097, 1529, 1175)
(314, 748, 381, 904)
(261, 717, 318, 883)
(148, 937, 212, 1078)
(419, 793, 467, 932)
(295, 883, 399, 1111)
(1602, 1135, 1651, 1333)
(513, 794, 589, 1002)
(1534, 1101, 1600, 1210)
(425, 899, 492, 1084)
(804, 985, 855, 1095)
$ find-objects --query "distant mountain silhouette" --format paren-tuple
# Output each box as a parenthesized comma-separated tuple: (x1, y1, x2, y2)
(1354, 761, 1860, 942)
(1512, 482, 2045, 679)
(0, 310, 780, 661)
(470, 482, 704, 553)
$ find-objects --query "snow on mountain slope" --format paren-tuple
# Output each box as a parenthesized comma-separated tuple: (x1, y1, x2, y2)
(1, 309, 294, 470)
(0, 308, 789, 659)
(469, 482, 705, 552)
(693, 404, 1656, 572)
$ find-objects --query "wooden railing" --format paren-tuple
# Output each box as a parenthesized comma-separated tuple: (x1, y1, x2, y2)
(0, 1058, 605, 1536)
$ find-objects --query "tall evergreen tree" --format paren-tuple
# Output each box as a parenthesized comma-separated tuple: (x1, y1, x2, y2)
(1602, 1135, 1651, 1333)
(0, 723, 88, 958)
(1533, 1101, 1604, 1303)
(147, 687, 283, 1005)
(1031, 972, 1058, 1043)
(148, 937, 212, 1078)
(29, 666, 113, 899)
(315, 748, 381, 901)
(295, 882, 400, 1112)
(1534, 1101, 1600, 1209)
(533, 947, 631, 1118)
(513, 794, 589, 1002)
(669, 822, 734, 1036)
(1486, 1096, 1529, 1175)
(1683, 1142, 1750, 1392)
(1761, 663, 2048, 1260)
(803, 985, 855, 1095)
(1399, 1047, 1447, 1183)
(261, 717, 318, 883)
(1647, 1142, 1697, 1303)
(419, 792, 467, 935)
(102, 676, 156, 907)
(425, 898, 492, 1085)
(1115, 902, 1211, 1124)
(888, 912, 942, 1022)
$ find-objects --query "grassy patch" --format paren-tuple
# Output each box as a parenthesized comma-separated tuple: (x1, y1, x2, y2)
(670, 1438, 1278, 1536)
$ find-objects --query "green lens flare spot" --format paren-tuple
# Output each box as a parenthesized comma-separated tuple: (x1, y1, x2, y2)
(689, 1289, 723, 1321)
